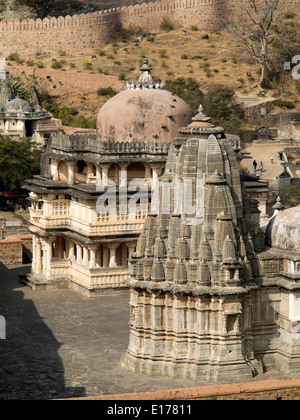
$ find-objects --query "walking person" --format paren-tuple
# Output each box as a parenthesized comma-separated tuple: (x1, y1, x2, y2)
(253, 160, 257, 172)
(259, 161, 263, 173)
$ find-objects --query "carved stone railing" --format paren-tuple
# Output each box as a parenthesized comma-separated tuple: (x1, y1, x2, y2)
(51, 133, 170, 156)
(29, 200, 148, 236)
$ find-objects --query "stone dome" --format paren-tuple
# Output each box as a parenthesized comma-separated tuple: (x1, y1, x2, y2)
(4, 96, 34, 114)
(265, 206, 300, 251)
(96, 59, 194, 144)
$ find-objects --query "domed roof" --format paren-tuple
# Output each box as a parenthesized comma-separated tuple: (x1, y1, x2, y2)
(265, 206, 300, 251)
(96, 59, 194, 144)
(4, 96, 34, 114)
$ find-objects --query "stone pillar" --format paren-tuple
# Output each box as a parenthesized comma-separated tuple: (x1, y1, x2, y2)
(44, 238, 53, 280)
(150, 163, 164, 184)
(66, 161, 76, 185)
(51, 159, 59, 181)
(68, 240, 75, 262)
(76, 244, 83, 264)
(119, 163, 129, 187)
(32, 237, 36, 272)
(103, 246, 109, 268)
(144, 163, 151, 180)
(96, 164, 102, 184)
(89, 245, 97, 269)
(126, 242, 136, 259)
(86, 162, 95, 184)
(83, 246, 89, 265)
(35, 239, 43, 274)
(101, 164, 110, 187)
(109, 243, 120, 267)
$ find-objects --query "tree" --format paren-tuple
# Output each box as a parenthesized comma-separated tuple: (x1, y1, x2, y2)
(15, 0, 55, 19)
(202, 87, 245, 134)
(225, 0, 282, 88)
(165, 78, 204, 114)
(279, 182, 300, 207)
(0, 137, 42, 191)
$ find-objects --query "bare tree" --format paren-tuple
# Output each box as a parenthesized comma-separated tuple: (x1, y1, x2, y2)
(224, 0, 282, 87)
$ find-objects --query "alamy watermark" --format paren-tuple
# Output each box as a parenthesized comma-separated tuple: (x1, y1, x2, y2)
(0, 315, 6, 339)
(284, 55, 300, 80)
(95, 175, 205, 225)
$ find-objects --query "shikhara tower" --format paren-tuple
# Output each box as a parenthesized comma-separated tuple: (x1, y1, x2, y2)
(122, 106, 300, 381)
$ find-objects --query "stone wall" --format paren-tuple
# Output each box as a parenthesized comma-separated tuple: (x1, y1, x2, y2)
(0, 234, 32, 267)
(69, 377, 300, 400)
(1, 0, 298, 56)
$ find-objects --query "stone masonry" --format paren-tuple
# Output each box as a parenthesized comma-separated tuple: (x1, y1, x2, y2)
(0, 0, 298, 56)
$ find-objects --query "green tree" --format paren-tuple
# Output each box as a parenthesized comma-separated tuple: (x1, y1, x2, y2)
(202, 87, 245, 134)
(279, 182, 300, 207)
(165, 77, 204, 114)
(0, 137, 42, 190)
(15, 0, 55, 18)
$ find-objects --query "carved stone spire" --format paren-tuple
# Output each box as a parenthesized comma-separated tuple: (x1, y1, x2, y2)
(126, 58, 166, 90)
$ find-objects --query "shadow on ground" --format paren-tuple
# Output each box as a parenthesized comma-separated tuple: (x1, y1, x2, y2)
(0, 265, 84, 400)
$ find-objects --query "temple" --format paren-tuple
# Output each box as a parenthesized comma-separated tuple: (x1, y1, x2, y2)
(24, 59, 194, 296)
(121, 106, 300, 381)
(0, 56, 57, 143)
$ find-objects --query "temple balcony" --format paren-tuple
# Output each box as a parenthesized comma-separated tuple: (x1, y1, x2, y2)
(29, 199, 148, 236)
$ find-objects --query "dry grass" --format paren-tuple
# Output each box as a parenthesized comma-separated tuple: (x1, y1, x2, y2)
(8, 26, 300, 119)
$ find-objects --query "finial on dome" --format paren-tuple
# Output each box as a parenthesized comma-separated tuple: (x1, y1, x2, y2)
(192, 104, 211, 122)
(126, 57, 165, 90)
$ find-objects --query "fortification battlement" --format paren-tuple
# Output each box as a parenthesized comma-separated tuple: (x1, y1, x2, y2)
(0, 0, 220, 31)
(0, 0, 298, 56)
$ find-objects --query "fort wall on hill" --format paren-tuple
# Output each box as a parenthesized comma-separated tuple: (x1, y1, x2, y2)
(0, 0, 298, 56)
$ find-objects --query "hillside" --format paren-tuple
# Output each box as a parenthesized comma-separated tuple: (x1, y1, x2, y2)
(0, 0, 153, 19)
(3, 6, 299, 126)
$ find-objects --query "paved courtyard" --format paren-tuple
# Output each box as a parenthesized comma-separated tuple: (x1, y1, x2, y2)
(0, 265, 200, 400)
(1, 265, 298, 400)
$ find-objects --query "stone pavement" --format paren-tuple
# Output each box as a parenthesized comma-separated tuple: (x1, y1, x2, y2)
(1, 265, 298, 400)
(241, 142, 287, 180)
(0, 265, 200, 400)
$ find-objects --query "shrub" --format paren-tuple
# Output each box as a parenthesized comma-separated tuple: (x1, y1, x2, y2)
(158, 49, 167, 58)
(114, 60, 121, 65)
(295, 80, 300, 94)
(276, 99, 295, 109)
(51, 60, 63, 69)
(83, 60, 92, 70)
(284, 11, 296, 19)
(160, 18, 173, 31)
(97, 86, 117, 97)
(118, 73, 126, 80)
(146, 36, 155, 42)
(36, 61, 44, 68)
(98, 50, 106, 56)
(190, 25, 198, 31)
(7, 52, 20, 62)
(181, 54, 188, 60)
